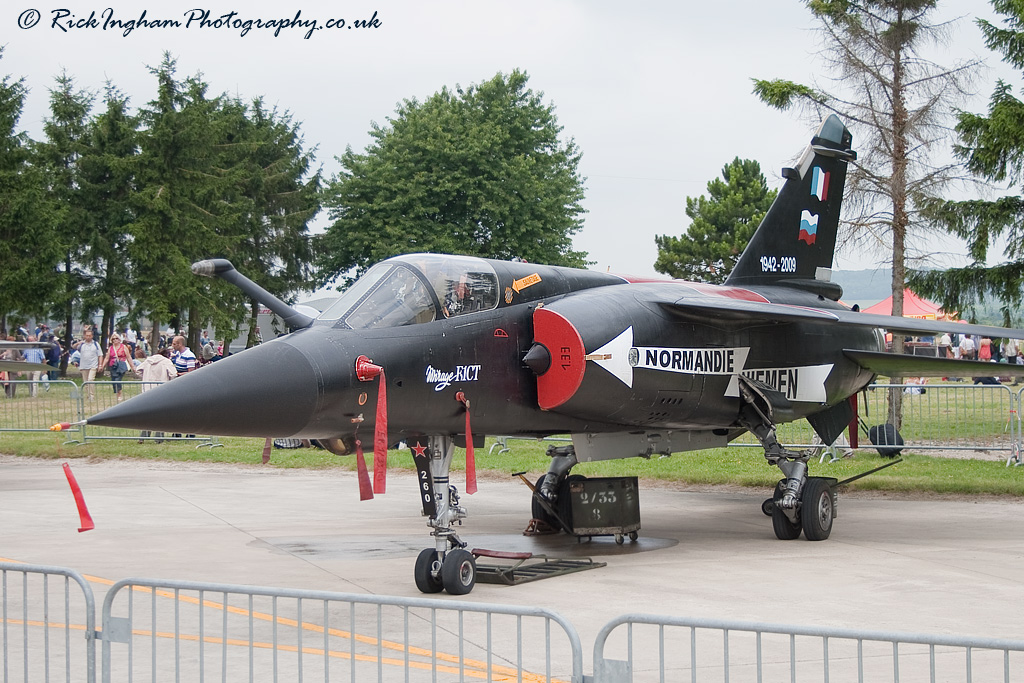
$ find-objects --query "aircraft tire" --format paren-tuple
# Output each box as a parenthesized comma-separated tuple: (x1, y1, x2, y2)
(801, 477, 834, 541)
(441, 549, 477, 595)
(414, 548, 444, 594)
(531, 476, 562, 530)
(771, 480, 801, 540)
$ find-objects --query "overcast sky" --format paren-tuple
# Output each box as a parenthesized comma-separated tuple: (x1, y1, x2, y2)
(4, 0, 1014, 280)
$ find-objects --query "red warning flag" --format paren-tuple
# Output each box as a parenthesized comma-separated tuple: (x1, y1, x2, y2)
(355, 355, 388, 495)
(455, 392, 477, 495)
(62, 463, 95, 532)
(354, 439, 374, 501)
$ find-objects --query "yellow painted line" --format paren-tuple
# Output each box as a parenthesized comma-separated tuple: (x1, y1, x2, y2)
(0, 619, 529, 681)
(0, 559, 566, 683)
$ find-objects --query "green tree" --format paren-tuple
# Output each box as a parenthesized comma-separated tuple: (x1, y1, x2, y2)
(0, 49, 58, 333)
(908, 1, 1024, 325)
(208, 97, 321, 348)
(752, 0, 978, 427)
(654, 158, 777, 283)
(752, 0, 976, 324)
(37, 72, 94, 353)
(77, 84, 138, 357)
(317, 70, 587, 285)
(130, 54, 234, 351)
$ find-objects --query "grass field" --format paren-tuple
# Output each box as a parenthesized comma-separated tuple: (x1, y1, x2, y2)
(1, 377, 1022, 497)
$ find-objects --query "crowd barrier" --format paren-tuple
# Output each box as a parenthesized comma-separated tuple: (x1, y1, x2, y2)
(492, 383, 1024, 467)
(6, 562, 1024, 682)
(2, 379, 1022, 462)
(0, 380, 218, 447)
(592, 614, 1024, 683)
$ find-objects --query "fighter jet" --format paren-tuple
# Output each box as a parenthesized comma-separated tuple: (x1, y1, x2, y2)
(78, 115, 1024, 594)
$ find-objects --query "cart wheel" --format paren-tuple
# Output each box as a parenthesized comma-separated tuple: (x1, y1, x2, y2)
(628, 531, 638, 542)
(614, 533, 624, 545)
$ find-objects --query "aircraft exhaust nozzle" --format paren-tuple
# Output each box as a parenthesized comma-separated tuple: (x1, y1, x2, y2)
(86, 340, 322, 438)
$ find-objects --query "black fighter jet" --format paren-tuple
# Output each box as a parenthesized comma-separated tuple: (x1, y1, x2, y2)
(80, 115, 1024, 594)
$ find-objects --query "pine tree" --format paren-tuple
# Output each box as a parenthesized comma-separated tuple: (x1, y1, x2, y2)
(908, 1, 1024, 325)
(0, 49, 58, 334)
(654, 158, 777, 284)
(130, 54, 232, 351)
(78, 84, 138, 353)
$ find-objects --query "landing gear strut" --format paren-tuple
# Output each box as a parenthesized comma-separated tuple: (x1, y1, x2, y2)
(739, 382, 834, 541)
(411, 436, 477, 594)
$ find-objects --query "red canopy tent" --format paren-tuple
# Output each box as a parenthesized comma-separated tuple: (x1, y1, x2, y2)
(862, 289, 951, 320)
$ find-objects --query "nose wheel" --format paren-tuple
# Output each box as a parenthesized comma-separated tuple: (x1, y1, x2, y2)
(414, 547, 477, 595)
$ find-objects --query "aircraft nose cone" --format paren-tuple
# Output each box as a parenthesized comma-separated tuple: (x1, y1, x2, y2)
(87, 340, 320, 437)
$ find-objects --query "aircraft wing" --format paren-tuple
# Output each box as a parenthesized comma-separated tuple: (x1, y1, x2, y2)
(842, 349, 1024, 377)
(0, 360, 53, 373)
(661, 298, 1024, 340)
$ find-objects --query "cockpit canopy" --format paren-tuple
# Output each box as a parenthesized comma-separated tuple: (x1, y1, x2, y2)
(317, 254, 500, 329)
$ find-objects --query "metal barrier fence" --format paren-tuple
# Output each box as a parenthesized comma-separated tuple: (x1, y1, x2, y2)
(592, 614, 1024, 683)
(8, 563, 1024, 683)
(718, 382, 1021, 461)
(0, 379, 217, 446)
(0, 381, 82, 441)
(78, 381, 219, 447)
(100, 577, 583, 683)
(0, 563, 96, 683)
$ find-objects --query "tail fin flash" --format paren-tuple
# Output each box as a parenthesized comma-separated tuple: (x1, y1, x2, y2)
(725, 115, 855, 298)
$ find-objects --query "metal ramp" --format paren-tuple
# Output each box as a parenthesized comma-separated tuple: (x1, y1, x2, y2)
(471, 548, 606, 586)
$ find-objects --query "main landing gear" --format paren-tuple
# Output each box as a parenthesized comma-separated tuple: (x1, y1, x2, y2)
(411, 436, 477, 595)
(739, 383, 837, 542)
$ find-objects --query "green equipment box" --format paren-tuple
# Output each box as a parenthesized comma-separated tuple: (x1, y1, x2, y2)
(566, 476, 641, 542)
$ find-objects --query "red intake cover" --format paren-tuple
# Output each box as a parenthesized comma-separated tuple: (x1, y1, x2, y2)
(533, 308, 586, 410)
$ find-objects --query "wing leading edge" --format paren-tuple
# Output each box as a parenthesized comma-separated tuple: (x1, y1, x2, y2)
(842, 349, 1024, 377)
(660, 297, 1024, 341)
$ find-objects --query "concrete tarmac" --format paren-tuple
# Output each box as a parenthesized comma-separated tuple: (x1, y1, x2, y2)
(2, 454, 1023, 666)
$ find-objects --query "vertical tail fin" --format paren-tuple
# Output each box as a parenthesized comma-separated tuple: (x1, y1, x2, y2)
(725, 115, 855, 298)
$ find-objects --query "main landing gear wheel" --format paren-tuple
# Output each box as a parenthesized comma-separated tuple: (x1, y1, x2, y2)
(414, 548, 443, 594)
(770, 481, 798, 540)
(801, 477, 834, 541)
(441, 548, 477, 595)
(771, 502, 802, 540)
(531, 475, 563, 530)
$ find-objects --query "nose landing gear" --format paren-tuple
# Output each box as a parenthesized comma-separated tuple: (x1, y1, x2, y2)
(411, 435, 477, 594)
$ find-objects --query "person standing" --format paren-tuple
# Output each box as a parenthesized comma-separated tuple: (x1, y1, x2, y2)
(134, 348, 177, 442)
(22, 335, 46, 397)
(123, 327, 136, 357)
(170, 335, 197, 375)
(979, 336, 992, 362)
(101, 333, 135, 403)
(45, 334, 61, 381)
(959, 334, 976, 361)
(169, 335, 197, 439)
(73, 328, 103, 401)
(938, 332, 952, 359)
(2, 336, 22, 398)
